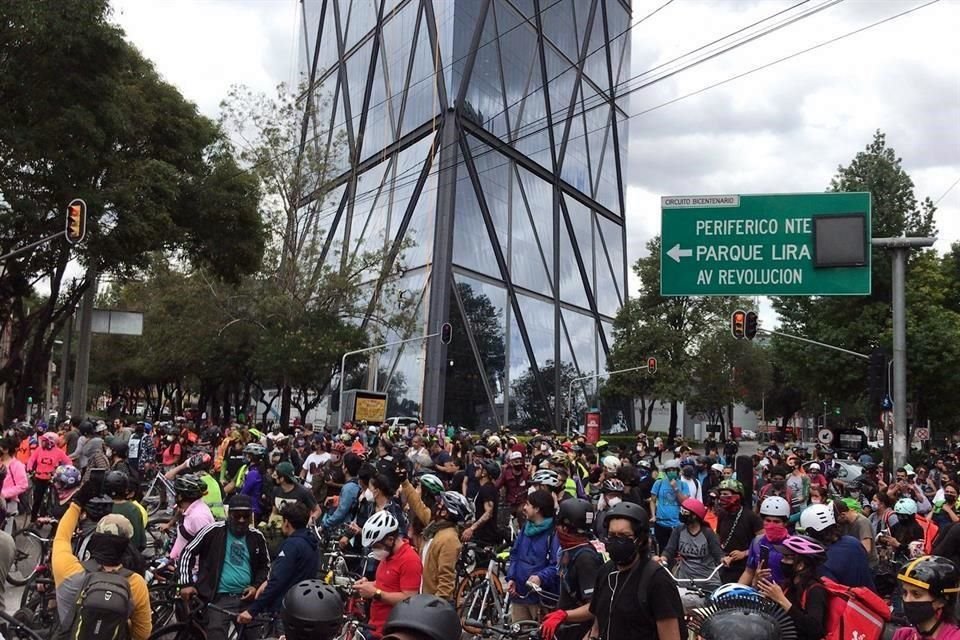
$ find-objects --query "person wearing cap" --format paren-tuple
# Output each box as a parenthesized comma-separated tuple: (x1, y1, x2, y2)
(178, 493, 270, 640)
(53, 480, 151, 640)
(496, 449, 530, 524)
(837, 497, 877, 566)
(805, 462, 828, 489)
(271, 460, 319, 522)
(650, 458, 689, 553)
(26, 431, 71, 521)
(167, 473, 215, 562)
(237, 503, 319, 626)
(656, 497, 724, 591)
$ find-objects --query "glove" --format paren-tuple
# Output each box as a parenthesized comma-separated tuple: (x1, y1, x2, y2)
(540, 609, 568, 640)
(72, 479, 100, 508)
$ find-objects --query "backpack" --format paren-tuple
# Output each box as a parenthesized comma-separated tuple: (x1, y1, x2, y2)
(65, 560, 133, 640)
(802, 577, 890, 640)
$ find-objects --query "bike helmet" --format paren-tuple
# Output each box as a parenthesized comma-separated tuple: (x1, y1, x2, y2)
(40, 431, 59, 446)
(799, 503, 835, 532)
(550, 451, 568, 467)
(556, 498, 595, 533)
(759, 496, 791, 519)
(174, 473, 207, 501)
(243, 443, 266, 459)
(103, 470, 130, 498)
(709, 583, 764, 606)
(531, 468, 562, 488)
(481, 460, 501, 481)
(188, 452, 213, 472)
(603, 501, 649, 535)
(418, 473, 445, 495)
(691, 599, 797, 640)
(680, 497, 707, 521)
(437, 491, 471, 523)
(362, 510, 400, 547)
(895, 497, 919, 516)
(383, 594, 462, 640)
(506, 450, 523, 462)
(84, 495, 115, 522)
(775, 535, 827, 564)
(717, 478, 743, 495)
(282, 580, 344, 639)
(331, 441, 347, 455)
(898, 556, 960, 600)
(601, 478, 625, 494)
(602, 455, 622, 473)
(105, 437, 127, 458)
(52, 464, 81, 488)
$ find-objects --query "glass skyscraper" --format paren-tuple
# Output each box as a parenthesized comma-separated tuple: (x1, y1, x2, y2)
(300, 0, 631, 429)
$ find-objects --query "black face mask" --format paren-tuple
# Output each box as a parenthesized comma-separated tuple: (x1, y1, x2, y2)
(605, 537, 639, 566)
(772, 480, 786, 489)
(679, 512, 694, 525)
(903, 601, 938, 628)
(780, 561, 797, 580)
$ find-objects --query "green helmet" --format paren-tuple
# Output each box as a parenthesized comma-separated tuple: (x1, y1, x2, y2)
(718, 479, 744, 495)
(418, 473, 445, 495)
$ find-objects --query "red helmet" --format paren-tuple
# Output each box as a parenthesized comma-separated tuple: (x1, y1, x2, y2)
(681, 498, 708, 521)
(331, 442, 347, 454)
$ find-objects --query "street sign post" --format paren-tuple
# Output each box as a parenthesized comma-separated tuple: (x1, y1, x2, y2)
(661, 193, 871, 296)
(914, 427, 929, 441)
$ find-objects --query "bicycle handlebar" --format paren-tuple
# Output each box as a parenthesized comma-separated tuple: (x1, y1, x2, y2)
(661, 561, 724, 584)
(465, 620, 540, 639)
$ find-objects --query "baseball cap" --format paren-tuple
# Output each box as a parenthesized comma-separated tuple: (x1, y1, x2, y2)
(276, 461, 297, 481)
(96, 514, 134, 539)
(808, 462, 821, 471)
(228, 494, 254, 512)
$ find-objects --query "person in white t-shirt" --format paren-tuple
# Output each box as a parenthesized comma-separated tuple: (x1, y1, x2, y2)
(301, 437, 330, 489)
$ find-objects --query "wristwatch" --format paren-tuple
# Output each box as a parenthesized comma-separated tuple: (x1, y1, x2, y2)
(374, 588, 383, 601)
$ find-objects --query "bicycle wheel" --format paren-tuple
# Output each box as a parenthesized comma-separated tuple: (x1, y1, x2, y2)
(142, 478, 164, 516)
(454, 568, 487, 608)
(149, 585, 179, 628)
(459, 581, 503, 634)
(19, 582, 59, 633)
(148, 622, 205, 640)
(144, 518, 172, 559)
(7, 529, 43, 585)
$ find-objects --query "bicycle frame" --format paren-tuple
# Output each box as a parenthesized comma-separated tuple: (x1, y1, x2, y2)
(461, 553, 511, 630)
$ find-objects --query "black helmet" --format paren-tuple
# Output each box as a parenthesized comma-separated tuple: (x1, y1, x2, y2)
(84, 495, 115, 522)
(898, 555, 960, 600)
(106, 437, 128, 458)
(482, 460, 501, 481)
(556, 498, 595, 534)
(697, 608, 790, 640)
(383, 595, 462, 640)
(103, 470, 130, 498)
(438, 491, 472, 523)
(174, 473, 206, 501)
(604, 501, 649, 536)
(281, 580, 343, 640)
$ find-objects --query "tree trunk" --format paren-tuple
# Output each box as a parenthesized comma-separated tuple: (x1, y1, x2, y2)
(668, 399, 679, 448)
(279, 383, 291, 428)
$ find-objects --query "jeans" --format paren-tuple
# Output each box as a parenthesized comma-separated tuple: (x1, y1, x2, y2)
(0, 530, 14, 613)
(206, 594, 254, 640)
(31, 479, 50, 520)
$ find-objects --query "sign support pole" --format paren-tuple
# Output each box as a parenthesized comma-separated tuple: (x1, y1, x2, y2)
(871, 236, 936, 470)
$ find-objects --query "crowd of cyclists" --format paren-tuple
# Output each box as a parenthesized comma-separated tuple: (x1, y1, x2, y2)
(1, 414, 960, 640)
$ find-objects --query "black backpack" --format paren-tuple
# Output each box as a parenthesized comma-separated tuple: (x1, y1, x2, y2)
(64, 560, 133, 640)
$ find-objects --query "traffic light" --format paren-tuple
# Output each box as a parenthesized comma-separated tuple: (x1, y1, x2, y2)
(646, 356, 657, 374)
(731, 309, 746, 339)
(440, 322, 453, 345)
(65, 198, 86, 244)
(25, 386, 35, 404)
(868, 347, 887, 406)
(745, 311, 759, 340)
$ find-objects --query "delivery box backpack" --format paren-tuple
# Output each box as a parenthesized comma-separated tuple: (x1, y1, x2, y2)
(802, 576, 891, 640)
(63, 560, 133, 640)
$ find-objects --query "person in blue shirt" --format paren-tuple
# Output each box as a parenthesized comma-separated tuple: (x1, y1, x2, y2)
(505, 489, 561, 622)
(322, 452, 363, 531)
(650, 458, 687, 553)
(799, 502, 875, 590)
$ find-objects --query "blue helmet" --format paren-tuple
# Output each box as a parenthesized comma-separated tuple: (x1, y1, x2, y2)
(709, 583, 763, 606)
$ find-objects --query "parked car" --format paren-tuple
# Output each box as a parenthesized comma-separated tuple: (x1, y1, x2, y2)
(740, 429, 757, 440)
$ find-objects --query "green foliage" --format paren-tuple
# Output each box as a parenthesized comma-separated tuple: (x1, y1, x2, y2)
(511, 360, 579, 429)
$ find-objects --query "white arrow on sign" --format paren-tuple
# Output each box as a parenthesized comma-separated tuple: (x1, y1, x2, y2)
(667, 243, 693, 263)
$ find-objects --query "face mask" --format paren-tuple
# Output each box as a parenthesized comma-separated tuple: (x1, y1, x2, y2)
(764, 522, 789, 543)
(363, 488, 374, 502)
(903, 601, 938, 628)
(849, 491, 861, 499)
(368, 548, 389, 562)
(780, 561, 797, 580)
(605, 536, 638, 566)
(946, 495, 958, 504)
(772, 480, 786, 489)
(607, 496, 622, 508)
(679, 512, 693, 525)
(104, 447, 113, 458)
(666, 471, 679, 480)
(871, 501, 880, 511)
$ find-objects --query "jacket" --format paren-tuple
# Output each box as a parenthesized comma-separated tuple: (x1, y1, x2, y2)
(495, 465, 530, 507)
(52, 503, 151, 640)
(505, 521, 560, 604)
(247, 528, 318, 615)
(177, 521, 270, 602)
(322, 478, 361, 530)
(27, 446, 72, 481)
(1, 458, 28, 501)
(400, 479, 432, 528)
(421, 521, 460, 600)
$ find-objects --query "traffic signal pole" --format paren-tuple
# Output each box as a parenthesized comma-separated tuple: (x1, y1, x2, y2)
(871, 236, 936, 470)
(566, 363, 655, 437)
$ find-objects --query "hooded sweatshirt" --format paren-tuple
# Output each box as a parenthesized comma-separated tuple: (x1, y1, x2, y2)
(246, 527, 319, 614)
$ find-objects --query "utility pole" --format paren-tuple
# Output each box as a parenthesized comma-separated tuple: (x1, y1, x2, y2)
(871, 236, 936, 470)
(71, 264, 97, 420)
(59, 316, 73, 422)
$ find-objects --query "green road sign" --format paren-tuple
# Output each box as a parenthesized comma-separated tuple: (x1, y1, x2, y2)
(660, 192, 871, 296)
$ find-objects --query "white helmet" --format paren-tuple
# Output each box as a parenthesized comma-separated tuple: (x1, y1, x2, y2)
(361, 510, 399, 547)
(799, 503, 836, 532)
(759, 496, 791, 518)
(487, 435, 501, 447)
(602, 455, 622, 473)
(532, 469, 562, 488)
(894, 497, 918, 516)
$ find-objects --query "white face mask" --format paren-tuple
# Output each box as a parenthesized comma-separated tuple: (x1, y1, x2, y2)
(363, 488, 374, 502)
(368, 548, 389, 561)
(607, 496, 622, 508)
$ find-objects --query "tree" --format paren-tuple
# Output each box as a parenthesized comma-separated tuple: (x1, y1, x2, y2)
(511, 360, 578, 429)
(0, 1, 263, 418)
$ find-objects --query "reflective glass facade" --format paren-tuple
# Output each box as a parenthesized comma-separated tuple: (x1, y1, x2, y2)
(301, 0, 630, 428)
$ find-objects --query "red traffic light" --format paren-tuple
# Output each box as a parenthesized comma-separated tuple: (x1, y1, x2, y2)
(646, 357, 657, 374)
(440, 322, 453, 345)
(65, 198, 87, 244)
(731, 309, 746, 339)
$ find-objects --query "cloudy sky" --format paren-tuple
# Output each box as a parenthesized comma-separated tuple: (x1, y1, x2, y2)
(110, 0, 959, 320)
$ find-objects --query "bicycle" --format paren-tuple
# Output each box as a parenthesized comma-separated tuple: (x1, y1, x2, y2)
(7, 526, 50, 586)
(463, 619, 541, 640)
(664, 562, 724, 613)
(0, 610, 46, 640)
(458, 546, 514, 634)
(454, 542, 497, 608)
(142, 472, 176, 516)
(148, 600, 276, 640)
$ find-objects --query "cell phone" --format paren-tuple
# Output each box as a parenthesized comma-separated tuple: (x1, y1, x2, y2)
(88, 467, 107, 495)
(760, 544, 771, 565)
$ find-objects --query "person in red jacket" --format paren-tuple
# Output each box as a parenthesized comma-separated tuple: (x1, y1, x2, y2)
(27, 432, 72, 521)
(496, 450, 531, 525)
